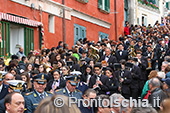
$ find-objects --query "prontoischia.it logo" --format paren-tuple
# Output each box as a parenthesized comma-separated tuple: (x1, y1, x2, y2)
(53, 97, 161, 108)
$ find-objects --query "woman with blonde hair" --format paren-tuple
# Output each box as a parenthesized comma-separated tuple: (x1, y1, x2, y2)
(34, 95, 81, 113)
(141, 70, 158, 99)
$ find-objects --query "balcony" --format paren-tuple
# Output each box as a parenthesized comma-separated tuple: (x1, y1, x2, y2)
(138, 0, 159, 10)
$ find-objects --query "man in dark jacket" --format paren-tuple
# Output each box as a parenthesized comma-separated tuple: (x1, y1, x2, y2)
(148, 78, 168, 110)
(114, 60, 132, 99)
(115, 44, 128, 62)
(89, 64, 110, 95)
(99, 47, 117, 68)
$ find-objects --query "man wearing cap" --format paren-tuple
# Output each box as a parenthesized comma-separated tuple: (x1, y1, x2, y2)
(24, 73, 52, 113)
(0, 80, 25, 113)
(55, 71, 82, 100)
(0, 72, 9, 100)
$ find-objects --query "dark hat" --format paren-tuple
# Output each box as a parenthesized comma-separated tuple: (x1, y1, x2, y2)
(33, 73, 48, 85)
(113, 63, 122, 70)
(162, 78, 170, 87)
(66, 71, 81, 86)
(7, 80, 25, 92)
(125, 62, 134, 68)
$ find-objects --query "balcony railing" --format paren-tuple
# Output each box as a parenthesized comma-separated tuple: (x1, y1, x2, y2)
(138, 0, 159, 10)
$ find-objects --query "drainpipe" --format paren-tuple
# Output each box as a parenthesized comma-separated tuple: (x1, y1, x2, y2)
(115, 0, 117, 42)
(63, 0, 65, 43)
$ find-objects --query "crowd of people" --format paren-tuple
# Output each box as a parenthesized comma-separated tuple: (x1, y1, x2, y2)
(1, 18, 170, 113)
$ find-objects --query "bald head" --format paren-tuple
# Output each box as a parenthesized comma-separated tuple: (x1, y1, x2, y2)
(149, 78, 160, 90)
(19, 47, 23, 53)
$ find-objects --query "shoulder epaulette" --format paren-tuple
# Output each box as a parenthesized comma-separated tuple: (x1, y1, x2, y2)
(76, 89, 82, 92)
(46, 91, 53, 94)
(55, 89, 62, 92)
(25, 92, 33, 96)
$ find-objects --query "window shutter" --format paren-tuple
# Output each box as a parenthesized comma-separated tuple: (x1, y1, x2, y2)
(80, 26, 86, 39)
(74, 24, 80, 45)
(166, 2, 169, 10)
(105, 0, 110, 12)
(144, 17, 147, 26)
(98, 0, 103, 9)
(99, 32, 109, 41)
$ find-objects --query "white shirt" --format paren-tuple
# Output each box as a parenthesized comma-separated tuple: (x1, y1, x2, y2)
(66, 86, 72, 97)
(52, 79, 60, 89)
(0, 84, 3, 92)
(119, 51, 123, 56)
(105, 55, 110, 62)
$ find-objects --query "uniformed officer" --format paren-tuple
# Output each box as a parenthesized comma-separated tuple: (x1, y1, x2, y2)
(24, 73, 52, 113)
(55, 71, 82, 100)
(0, 80, 25, 113)
(0, 71, 8, 100)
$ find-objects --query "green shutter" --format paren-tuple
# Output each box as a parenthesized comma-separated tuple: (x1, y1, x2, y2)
(86, 0, 89, 3)
(166, 2, 169, 10)
(98, 0, 103, 9)
(24, 27, 34, 56)
(1, 22, 10, 58)
(74, 24, 86, 45)
(105, 0, 110, 12)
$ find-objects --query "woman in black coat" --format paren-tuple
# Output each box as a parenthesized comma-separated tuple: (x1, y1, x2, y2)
(81, 65, 93, 86)
(104, 67, 119, 95)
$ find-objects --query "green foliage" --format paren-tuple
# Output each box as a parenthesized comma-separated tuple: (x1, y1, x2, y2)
(138, 0, 159, 10)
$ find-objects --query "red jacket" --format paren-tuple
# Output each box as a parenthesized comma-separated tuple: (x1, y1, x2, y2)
(124, 26, 129, 35)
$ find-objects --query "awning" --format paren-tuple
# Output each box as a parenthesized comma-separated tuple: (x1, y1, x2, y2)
(0, 12, 43, 27)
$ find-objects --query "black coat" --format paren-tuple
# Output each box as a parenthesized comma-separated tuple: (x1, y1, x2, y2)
(0, 83, 9, 100)
(99, 55, 117, 66)
(107, 77, 119, 95)
(115, 50, 129, 62)
(130, 65, 141, 89)
(46, 78, 66, 91)
(115, 70, 132, 97)
(89, 74, 110, 95)
(138, 56, 148, 81)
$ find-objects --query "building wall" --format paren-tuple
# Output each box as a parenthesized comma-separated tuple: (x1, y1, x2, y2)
(137, 4, 161, 26)
(0, 0, 124, 50)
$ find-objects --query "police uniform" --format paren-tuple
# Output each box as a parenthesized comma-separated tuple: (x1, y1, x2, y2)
(0, 71, 8, 100)
(0, 80, 25, 113)
(24, 73, 52, 113)
(55, 71, 82, 100)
